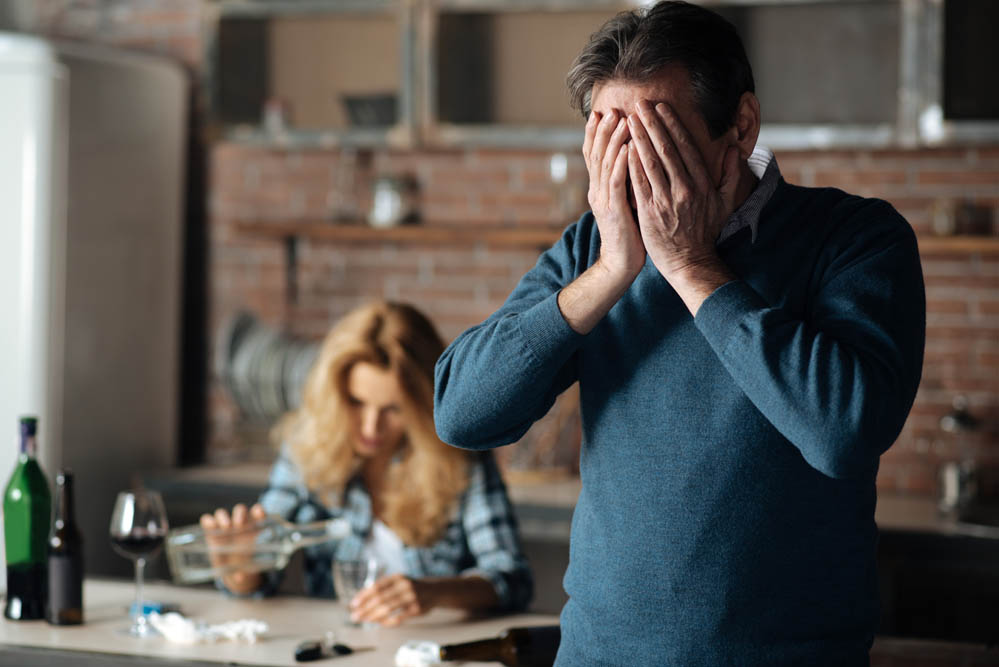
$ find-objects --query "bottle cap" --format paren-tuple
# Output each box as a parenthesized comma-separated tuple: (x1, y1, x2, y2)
(19, 416, 38, 454)
(19, 416, 38, 438)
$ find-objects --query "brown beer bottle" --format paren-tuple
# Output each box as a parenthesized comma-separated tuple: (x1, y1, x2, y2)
(46, 470, 84, 625)
(439, 625, 561, 667)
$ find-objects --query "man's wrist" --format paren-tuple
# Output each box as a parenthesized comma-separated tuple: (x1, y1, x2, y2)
(594, 255, 643, 288)
(558, 259, 639, 335)
(664, 255, 736, 317)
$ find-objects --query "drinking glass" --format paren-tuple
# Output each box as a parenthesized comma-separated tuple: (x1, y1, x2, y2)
(109, 490, 169, 637)
(332, 557, 381, 627)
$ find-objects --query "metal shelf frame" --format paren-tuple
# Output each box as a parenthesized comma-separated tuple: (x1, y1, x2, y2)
(203, 0, 999, 150)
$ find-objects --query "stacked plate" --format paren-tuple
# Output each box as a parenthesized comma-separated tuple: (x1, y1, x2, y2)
(215, 312, 319, 421)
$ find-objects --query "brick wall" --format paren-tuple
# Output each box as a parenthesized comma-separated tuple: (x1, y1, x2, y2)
(210, 143, 999, 496)
(16, 0, 998, 498)
(24, 0, 204, 68)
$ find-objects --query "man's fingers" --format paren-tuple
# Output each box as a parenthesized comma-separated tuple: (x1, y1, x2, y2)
(627, 113, 670, 199)
(628, 144, 655, 228)
(249, 503, 267, 521)
(590, 110, 618, 181)
(654, 102, 710, 193)
(636, 100, 689, 196)
(199, 513, 217, 530)
(582, 111, 598, 166)
(610, 144, 631, 211)
(601, 118, 630, 200)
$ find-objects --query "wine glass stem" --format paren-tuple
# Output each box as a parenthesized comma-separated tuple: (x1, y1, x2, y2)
(133, 558, 146, 631)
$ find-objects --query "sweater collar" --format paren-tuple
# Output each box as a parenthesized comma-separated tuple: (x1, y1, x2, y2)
(717, 146, 780, 246)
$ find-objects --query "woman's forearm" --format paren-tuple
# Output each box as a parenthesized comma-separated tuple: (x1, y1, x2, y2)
(423, 575, 499, 612)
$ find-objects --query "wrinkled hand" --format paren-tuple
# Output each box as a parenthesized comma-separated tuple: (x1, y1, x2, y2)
(584, 108, 646, 280)
(626, 100, 740, 281)
(349, 574, 434, 627)
(199, 503, 267, 593)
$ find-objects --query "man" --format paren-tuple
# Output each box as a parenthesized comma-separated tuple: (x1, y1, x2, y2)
(434, 2, 925, 665)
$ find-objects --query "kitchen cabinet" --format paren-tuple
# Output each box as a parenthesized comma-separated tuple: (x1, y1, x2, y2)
(209, 0, 416, 148)
(205, 0, 999, 150)
(878, 530, 999, 644)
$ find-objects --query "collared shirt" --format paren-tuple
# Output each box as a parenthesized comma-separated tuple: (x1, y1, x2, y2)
(251, 447, 533, 612)
(717, 146, 781, 245)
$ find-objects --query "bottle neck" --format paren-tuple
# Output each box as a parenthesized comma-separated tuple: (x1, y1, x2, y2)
(19, 433, 37, 458)
(54, 476, 75, 527)
(281, 517, 351, 547)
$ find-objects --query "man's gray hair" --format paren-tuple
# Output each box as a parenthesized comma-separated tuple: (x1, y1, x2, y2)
(566, 0, 755, 139)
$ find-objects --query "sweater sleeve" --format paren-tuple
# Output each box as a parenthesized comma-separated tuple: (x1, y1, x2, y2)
(694, 200, 925, 480)
(434, 220, 588, 450)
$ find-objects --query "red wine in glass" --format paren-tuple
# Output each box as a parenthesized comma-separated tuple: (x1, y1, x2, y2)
(109, 490, 168, 637)
(111, 532, 165, 560)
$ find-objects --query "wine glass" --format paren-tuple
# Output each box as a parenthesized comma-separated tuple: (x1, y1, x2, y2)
(110, 490, 169, 637)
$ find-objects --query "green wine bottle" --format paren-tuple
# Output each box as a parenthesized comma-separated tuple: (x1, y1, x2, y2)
(3, 416, 52, 620)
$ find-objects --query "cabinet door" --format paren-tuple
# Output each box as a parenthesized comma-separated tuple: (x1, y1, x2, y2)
(427, 6, 623, 147)
(214, 2, 412, 146)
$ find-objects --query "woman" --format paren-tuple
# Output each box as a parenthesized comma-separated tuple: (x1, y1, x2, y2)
(202, 302, 533, 625)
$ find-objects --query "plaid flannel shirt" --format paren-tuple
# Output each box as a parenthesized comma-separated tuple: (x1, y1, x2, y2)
(249, 446, 533, 612)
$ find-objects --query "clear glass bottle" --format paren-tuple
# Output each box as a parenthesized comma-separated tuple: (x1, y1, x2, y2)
(165, 515, 351, 584)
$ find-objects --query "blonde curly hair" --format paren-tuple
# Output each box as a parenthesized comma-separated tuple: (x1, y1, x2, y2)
(273, 302, 470, 547)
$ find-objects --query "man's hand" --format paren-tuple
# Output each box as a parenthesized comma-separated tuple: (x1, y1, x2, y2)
(626, 100, 739, 313)
(349, 574, 433, 627)
(583, 109, 645, 281)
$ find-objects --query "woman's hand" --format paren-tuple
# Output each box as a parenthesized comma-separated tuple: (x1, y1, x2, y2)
(348, 574, 434, 627)
(199, 503, 268, 595)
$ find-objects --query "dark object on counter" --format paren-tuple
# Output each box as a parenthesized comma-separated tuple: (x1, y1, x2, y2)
(341, 93, 396, 126)
(3, 416, 51, 621)
(294, 638, 355, 662)
(440, 625, 561, 667)
(47, 470, 84, 625)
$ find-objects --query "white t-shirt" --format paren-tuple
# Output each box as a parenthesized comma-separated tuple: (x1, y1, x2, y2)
(360, 518, 407, 576)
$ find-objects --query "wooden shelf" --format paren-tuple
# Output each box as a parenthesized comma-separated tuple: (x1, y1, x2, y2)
(235, 223, 999, 254)
(233, 220, 565, 247)
(918, 236, 999, 254)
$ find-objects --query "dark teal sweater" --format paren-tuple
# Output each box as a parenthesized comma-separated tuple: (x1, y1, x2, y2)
(434, 180, 925, 666)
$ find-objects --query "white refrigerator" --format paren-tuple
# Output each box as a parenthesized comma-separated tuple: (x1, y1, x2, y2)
(0, 32, 187, 580)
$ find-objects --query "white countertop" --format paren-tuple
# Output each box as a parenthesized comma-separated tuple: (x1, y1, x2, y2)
(0, 579, 559, 666)
(3, 579, 995, 666)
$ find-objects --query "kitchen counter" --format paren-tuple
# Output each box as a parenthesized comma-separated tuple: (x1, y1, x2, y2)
(0, 578, 558, 666)
(146, 462, 999, 540)
(0, 579, 995, 666)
